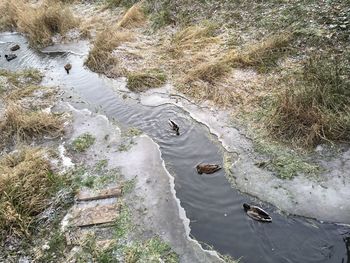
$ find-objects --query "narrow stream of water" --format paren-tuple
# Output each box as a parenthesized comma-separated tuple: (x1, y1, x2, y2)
(1, 33, 349, 263)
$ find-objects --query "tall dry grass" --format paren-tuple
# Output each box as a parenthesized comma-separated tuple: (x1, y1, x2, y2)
(268, 54, 350, 147)
(224, 32, 293, 71)
(116, 2, 145, 28)
(0, 103, 64, 143)
(0, 0, 78, 47)
(0, 148, 57, 239)
(85, 29, 133, 75)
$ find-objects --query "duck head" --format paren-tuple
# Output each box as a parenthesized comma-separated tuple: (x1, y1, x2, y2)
(195, 165, 202, 174)
(243, 203, 251, 211)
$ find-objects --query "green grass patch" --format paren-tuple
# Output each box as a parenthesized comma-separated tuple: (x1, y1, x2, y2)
(72, 133, 96, 152)
(124, 127, 143, 137)
(254, 139, 320, 179)
(123, 237, 179, 263)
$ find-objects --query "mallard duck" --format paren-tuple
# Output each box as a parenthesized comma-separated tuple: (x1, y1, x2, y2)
(10, 44, 20, 51)
(196, 163, 221, 174)
(5, 54, 17, 61)
(169, 119, 180, 135)
(243, 203, 272, 222)
(64, 63, 72, 74)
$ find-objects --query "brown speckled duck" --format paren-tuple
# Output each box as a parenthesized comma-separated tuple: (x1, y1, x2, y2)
(243, 203, 272, 222)
(64, 63, 72, 74)
(5, 54, 17, 61)
(196, 163, 221, 174)
(10, 44, 20, 51)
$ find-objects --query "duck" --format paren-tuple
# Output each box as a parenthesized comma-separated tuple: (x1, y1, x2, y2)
(169, 119, 180, 135)
(64, 63, 72, 74)
(196, 163, 221, 174)
(5, 54, 17, 61)
(10, 44, 20, 51)
(243, 203, 272, 222)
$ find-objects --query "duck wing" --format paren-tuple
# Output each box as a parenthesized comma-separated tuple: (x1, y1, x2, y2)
(248, 206, 272, 222)
(200, 164, 221, 174)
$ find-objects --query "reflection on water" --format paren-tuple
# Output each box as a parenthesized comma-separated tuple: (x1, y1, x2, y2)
(1, 33, 349, 263)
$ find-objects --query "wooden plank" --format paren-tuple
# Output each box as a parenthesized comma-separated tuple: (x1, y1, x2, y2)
(70, 204, 119, 227)
(76, 187, 122, 202)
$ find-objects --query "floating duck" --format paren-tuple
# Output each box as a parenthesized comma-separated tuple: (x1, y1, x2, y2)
(243, 203, 272, 222)
(169, 119, 180, 135)
(5, 54, 17, 61)
(10, 44, 20, 51)
(196, 163, 221, 174)
(64, 63, 72, 74)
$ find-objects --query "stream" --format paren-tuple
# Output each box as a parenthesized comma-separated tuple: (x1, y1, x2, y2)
(1, 33, 349, 263)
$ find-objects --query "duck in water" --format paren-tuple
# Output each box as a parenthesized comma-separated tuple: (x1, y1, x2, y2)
(64, 63, 72, 74)
(5, 54, 17, 61)
(10, 44, 20, 51)
(169, 119, 180, 135)
(243, 203, 272, 222)
(196, 163, 221, 174)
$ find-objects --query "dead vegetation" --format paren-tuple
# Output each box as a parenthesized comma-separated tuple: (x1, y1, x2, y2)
(85, 29, 133, 76)
(0, 0, 78, 47)
(0, 148, 64, 239)
(224, 32, 293, 71)
(127, 69, 166, 92)
(116, 2, 146, 28)
(0, 103, 64, 143)
(0, 70, 64, 150)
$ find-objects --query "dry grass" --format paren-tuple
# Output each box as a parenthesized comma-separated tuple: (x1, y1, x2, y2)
(127, 69, 166, 92)
(0, 148, 58, 239)
(116, 3, 145, 28)
(184, 61, 230, 84)
(169, 23, 219, 57)
(4, 85, 40, 101)
(0, 103, 64, 143)
(224, 32, 293, 71)
(0, 0, 78, 47)
(0, 0, 21, 30)
(85, 29, 133, 75)
(268, 54, 350, 147)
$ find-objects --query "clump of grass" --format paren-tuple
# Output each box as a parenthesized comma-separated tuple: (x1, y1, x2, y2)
(2, 0, 79, 47)
(268, 54, 350, 147)
(184, 61, 230, 84)
(170, 22, 219, 56)
(0, 148, 67, 239)
(0, 103, 64, 143)
(127, 69, 166, 92)
(72, 133, 95, 152)
(85, 29, 133, 75)
(224, 32, 293, 72)
(116, 3, 146, 28)
(124, 127, 143, 137)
